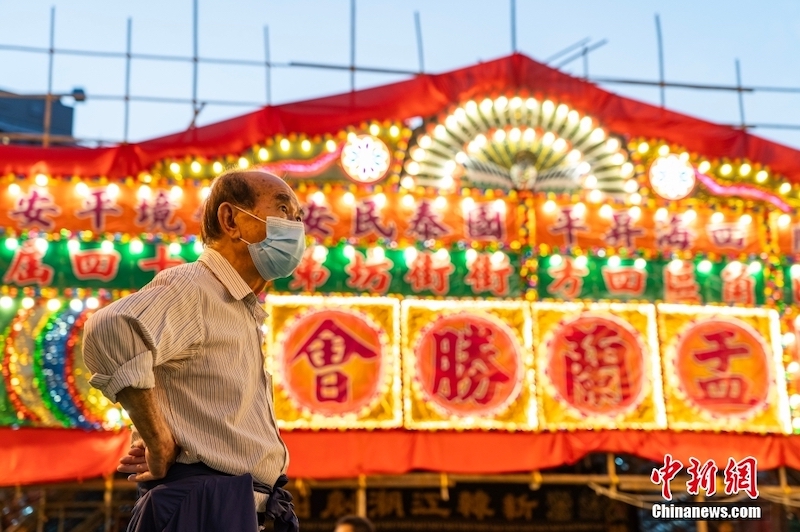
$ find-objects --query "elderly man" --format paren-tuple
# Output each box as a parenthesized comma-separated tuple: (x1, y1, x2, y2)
(83, 170, 305, 532)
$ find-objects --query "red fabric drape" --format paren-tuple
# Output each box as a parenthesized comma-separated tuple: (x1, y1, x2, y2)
(1, 54, 799, 181)
(3, 427, 800, 486)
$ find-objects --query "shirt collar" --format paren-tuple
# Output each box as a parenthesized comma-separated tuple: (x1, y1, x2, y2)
(198, 248, 254, 301)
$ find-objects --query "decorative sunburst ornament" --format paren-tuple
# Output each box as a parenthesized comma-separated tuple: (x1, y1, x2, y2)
(649, 155, 696, 200)
(340, 134, 391, 184)
(402, 96, 635, 198)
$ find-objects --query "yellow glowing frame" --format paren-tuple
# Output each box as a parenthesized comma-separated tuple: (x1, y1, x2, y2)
(401, 299, 537, 431)
(532, 301, 666, 431)
(264, 295, 402, 430)
(657, 304, 791, 434)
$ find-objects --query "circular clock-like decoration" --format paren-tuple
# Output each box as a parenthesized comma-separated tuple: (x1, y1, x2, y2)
(340, 135, 391, 184)
(649, 155, 696, 200)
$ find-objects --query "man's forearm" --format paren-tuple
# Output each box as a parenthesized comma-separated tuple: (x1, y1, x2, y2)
(116, 387, 175, 451)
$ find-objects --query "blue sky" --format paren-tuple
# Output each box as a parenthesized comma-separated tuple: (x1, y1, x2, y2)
(1, 1, 800, 148)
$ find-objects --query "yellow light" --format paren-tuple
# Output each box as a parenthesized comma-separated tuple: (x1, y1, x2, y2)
(86, 297, 99, 310)
(679, 152, 690, 162)
(550, 254, 563, 267)
(418, 135, 432, 149)
(698, 161, 711, 173)
(369, 124, 380, 136)
(779, 214, 792, 228)
(67, 240, 80, 253)
(389, 125, 400, 137)
(371, 246, 385, 262)
(739, 163, 751, 176)
(105, 408, 122, 426)
(624, 180, 639, 193)
(434, 125, 447, 138)
(46, 299, 61, 311)
(101, 240, 114, 253)
(720, 163, 732, 176)
(434, 248, 449, 262)
(655, 208, 668, 222)
(238, 157, 250, 169)
(200, 186, 211, 200)
(411, 148, 426, 161)
(490, 251, 505, 265)
(629, 206, 641, 220)
(130, 239, 144, 254)
(658, 145, 669, 157)
(756, 170, 768, 183)
(621, 162, 634, 178)
(607, 255, 621, 268)
(780, 182, 792, 195)
(462, 197, 475, 211)
(35, 173, 49, 187)
(258, 148, 269, 161)
(669, 259, 684, 273)
(543, 200, 556, 213)
(401, 194, 415, 208)
(169, 162, 181, 174)
(405, 161, 420, 176)
(588, 189, 602, 203)
(434, 196, 447, 209)
(190, 161, 202, 174)
(683, 209, 697, 223)
(8, 183, 20, 196)
(400, 176, 415, 189)
(509, 128, 521, 142)
(310, 191, 325, 205)
(0, 296, 12, 309)
(739, 214, 752, 225)
(136, 185, 151, 200)
(212, 161, 223, 174)
(606, 138, 620, 152)
(747, 261, 762, 274)
(600, 204, 613, 218)
(342, 192, 355, 205)
(312, 245, 328, 263)
(440, 175, 454, 189)
(630, 193, 642, 205)
(574, 255, 588, 268)
(107, 183, 120, 199)
(573, 202, 586, 216)
(584, 175, 597, 188)
(552, 138, 567, 152)
(789, 361, 800, 374)
(637, 142, 649, 154)
(301, 139, 311, 152)
(168, 242, 182, 255)
(711, 212, 724, 224)
(493, 129, 506, 142)
(170, 186, 183, 200)
(34, 238, 48, 254)
(21, 297, 34, 309)
(542, 131, 555, 146)
(325, 140, 337, 153)
(634, 258, 647, 269)
(280, 138, 291, 151)
(374, 193, 386, 208)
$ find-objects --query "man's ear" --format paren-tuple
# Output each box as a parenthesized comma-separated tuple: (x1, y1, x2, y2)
(217, 202, 241, 240)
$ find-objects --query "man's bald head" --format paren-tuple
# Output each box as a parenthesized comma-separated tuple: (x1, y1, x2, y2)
(200, 169, 299, 243)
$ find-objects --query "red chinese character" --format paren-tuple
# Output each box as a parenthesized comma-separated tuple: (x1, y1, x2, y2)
(563, 323, 632, 408)
(289, 248, 331, 292)
(708, 223, 747, 250)
(656, 214, 694, 251)
(431, 324, 511, 405)
(549, 206, 587, 246)
(345, 251, 393, 293)
(664, 261, 701, 303)
(353, 198, 395, 239)
(135, 190, 184, 232)
(721, 264, 755, 305)
(303, 201, 338, 239)
(686, 458, 718, 496)
(466, 203, 505, 241)
(69, 249, 121, 282)
(546, 257, 588, 299)
(601, 267, 647, 296)
(723, 457, 759, 499)
(138, 245, 186, 274)
(2, 240, 53, 286)
(75, 189, 123, 231)
(651, 454, 684, 501)
(9, 188, 61, 230)
(464, 253, 513, 297)
(407, 200, 451, 240)
(292, 318, 376, 403)
(696, 375, 749, 404)
(605, 212, 645, 248)
(693, 331, 749, 372)
(404, 252, 454, 296)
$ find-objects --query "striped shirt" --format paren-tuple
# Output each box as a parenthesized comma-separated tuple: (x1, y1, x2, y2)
(82, 248, 288, 500)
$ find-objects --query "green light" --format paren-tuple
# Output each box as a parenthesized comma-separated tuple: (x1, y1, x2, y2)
(549, 254, 563, 267)
(747, 261, 762, 275)
(130, 239, 144, 254)
(5, 238, 18, 251)
(193, 241, 204, 254)
(697, 260, 712, 274)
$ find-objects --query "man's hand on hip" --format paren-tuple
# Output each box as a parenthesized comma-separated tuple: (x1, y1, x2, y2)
(118, 438, 179, 482)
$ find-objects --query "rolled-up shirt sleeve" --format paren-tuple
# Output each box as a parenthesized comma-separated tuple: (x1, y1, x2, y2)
(82, 270, 203, 402)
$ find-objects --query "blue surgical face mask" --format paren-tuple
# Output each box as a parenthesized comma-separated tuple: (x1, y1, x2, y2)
(235, 207, 306, 281)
